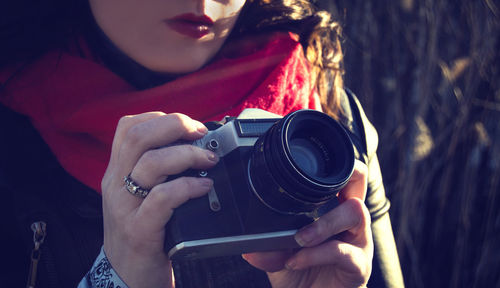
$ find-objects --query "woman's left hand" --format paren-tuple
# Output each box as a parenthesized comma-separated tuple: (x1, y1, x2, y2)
(242, 160, 373, 288)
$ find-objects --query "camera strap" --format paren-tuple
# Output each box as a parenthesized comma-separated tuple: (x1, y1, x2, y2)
(339, 88, 369, 163)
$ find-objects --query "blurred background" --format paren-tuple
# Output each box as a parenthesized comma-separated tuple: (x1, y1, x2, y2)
(319, 0, 500, 287)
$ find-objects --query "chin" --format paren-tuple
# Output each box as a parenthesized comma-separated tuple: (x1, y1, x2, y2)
(143, 58, 208, 75)
(143, 46, 221, 75)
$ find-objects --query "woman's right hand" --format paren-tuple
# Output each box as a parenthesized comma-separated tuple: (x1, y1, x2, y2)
(100, 112, 219, 288)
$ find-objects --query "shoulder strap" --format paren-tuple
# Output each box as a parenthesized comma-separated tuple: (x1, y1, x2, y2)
(338, 88, 369, 163)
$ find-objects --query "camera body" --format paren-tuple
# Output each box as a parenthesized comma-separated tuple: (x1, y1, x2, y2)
(165, 109, 354, 260)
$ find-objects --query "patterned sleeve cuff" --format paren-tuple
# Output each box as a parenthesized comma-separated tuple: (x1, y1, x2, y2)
(78, 246, 128, 288)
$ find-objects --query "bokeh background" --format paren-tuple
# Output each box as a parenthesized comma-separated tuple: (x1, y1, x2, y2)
(319, 0, 500, 287)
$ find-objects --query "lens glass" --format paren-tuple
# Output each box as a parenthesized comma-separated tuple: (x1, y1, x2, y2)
(285, 117, 351, 186)
(289, 137, 327, 178)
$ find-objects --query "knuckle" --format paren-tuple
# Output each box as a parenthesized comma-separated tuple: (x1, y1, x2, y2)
(145, 185, 168, 203)
(148, 177, 198, 208)
(124, 123, 146, 147)
(165, 145, 194, 164)
(176, 177, 207, 199)
(186, 143, 197, 152)
(174, 145, 200, 164)
(185, 144, 200, 157)
(114, 115, 137, 143)
(344, 197, 363, 212)
(166, 113, 187, 128)
(344, 198, 371, 227)
(166, 113, 195, 135)
(117, 115, 134, 129)
(314, 217, 329, 237)
(177, 176, 197, 191)
(140, 149, 160, 167)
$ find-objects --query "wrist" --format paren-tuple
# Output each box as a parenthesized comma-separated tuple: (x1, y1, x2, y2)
(103, 245, 173, 288)
(85, 247, 129, 288)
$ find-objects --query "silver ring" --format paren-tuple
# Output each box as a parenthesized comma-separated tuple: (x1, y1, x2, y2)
(123, 174, 150, 198)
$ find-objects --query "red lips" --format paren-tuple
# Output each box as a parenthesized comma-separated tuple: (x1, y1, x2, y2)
(166, 13, 214, 39)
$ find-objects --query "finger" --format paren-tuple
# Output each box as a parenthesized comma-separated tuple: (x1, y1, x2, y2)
(103, 112, 164, 191)
(285, 240, 371, 279)
(109, 112, 165, 166)
(133, 176, 214, 234)
(295, 198, 371, 248)
(130, 144, 219, 189)
(338, 160, 368, 202)
(114, 113, 208, 184)
(242, 250, 295, 273)
(108, 144, 218, 214)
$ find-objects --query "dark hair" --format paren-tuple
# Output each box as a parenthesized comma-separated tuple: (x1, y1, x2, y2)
(233, 0, 344, 118)
(0, 0, 343, 117)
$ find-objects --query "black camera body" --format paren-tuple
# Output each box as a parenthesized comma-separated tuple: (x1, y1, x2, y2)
(165, 109, 354, 260)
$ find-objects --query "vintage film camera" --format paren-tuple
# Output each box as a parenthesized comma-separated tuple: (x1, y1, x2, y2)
(164, 109, 355, 260)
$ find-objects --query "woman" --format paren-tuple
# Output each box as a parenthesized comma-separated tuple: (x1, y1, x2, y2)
(0, 0, 403, 287)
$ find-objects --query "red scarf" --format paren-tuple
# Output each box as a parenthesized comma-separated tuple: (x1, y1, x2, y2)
(0, 33, 319, 192)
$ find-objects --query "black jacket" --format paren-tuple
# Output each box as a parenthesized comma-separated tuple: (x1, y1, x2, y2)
(0, 89, 404, 288)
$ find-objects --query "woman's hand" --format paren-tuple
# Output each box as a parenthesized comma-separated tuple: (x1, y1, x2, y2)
(100, 112, 219, 288)
(243, 160, 373, 288)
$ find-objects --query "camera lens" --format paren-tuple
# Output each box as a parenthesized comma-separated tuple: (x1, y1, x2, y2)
(249, 110, 355, 214)
(289, 138, 326, 177)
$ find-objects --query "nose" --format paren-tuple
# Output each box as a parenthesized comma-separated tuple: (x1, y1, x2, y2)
(193, 0, 230, 14)
(192, 0, 219, 19)
(193, 0, 207, 14)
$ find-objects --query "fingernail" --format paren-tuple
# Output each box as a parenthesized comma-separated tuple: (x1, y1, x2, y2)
(206, 150, 219, 162)
(285, 258, 297, 270)
(196, 123, 208, 135)
(295, 225, 316, 247)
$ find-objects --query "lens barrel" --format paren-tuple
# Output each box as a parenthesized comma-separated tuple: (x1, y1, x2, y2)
(249, 110, 355, 214)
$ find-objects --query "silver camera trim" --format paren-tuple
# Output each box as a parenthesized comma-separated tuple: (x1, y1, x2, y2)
(168, 229, 299, 260)
(192, 109, 282, 158)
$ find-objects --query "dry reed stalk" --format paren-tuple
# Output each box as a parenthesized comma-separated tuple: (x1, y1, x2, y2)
(321, 0, 500, 287)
